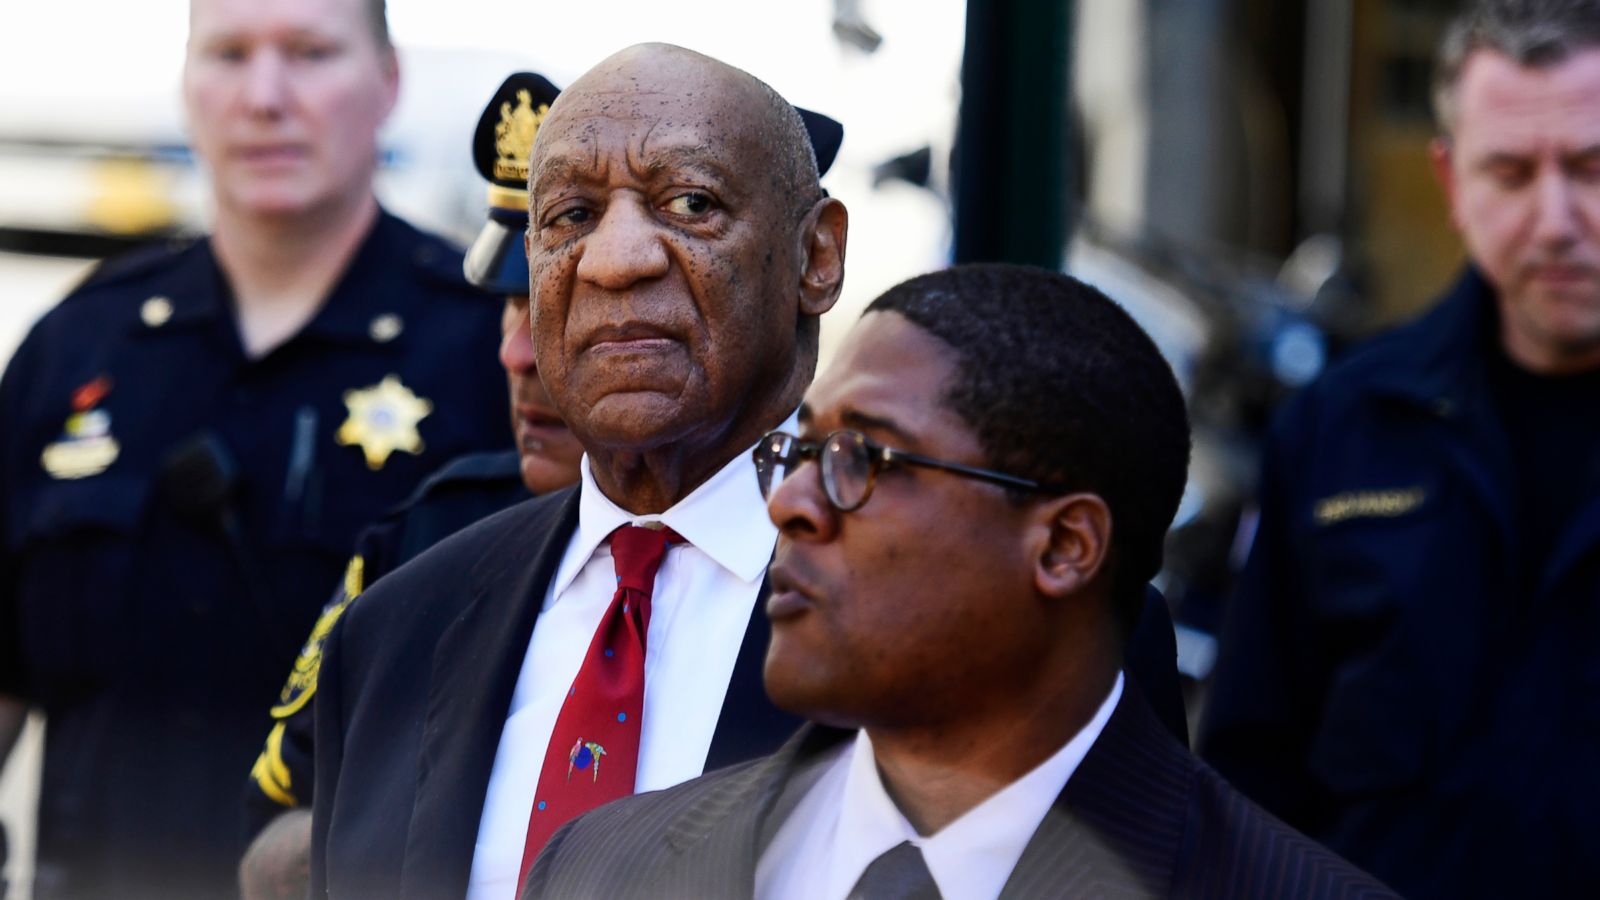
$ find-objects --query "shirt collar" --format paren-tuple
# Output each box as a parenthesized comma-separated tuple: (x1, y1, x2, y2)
(549, 409, 798, 597)
(830, 672, 1126, 900)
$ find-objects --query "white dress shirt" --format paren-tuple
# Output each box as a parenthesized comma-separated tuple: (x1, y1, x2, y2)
(466, 417, 793, 900)
(756, 673, 1126, 900)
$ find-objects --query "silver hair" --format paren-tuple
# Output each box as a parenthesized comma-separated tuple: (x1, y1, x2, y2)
(1434, 0, 1600, 133)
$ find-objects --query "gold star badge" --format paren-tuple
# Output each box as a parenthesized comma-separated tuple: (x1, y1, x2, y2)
(335, 375, 433, 470)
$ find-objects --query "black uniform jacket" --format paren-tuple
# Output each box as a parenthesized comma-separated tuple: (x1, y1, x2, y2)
(246, 450, 529, 836)
(525, 684, 1397, 900)
(0, 211, 510, 900)
(311, 486, 1190, 899)
(1200, 268, 1600, 899)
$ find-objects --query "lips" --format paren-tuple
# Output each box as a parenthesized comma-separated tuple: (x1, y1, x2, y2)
(234, 143, 310, 167)
(766, 559, 817, 622)
(583, 322, 679, 355)
(1525, 261, 1596, 287)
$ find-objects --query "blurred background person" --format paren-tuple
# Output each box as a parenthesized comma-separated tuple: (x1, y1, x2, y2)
(1200, 1, 1600, 897)
(0, 0, 513, 896)
(237, 71, 583, 900)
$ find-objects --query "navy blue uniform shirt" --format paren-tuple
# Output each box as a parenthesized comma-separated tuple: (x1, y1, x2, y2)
(1200, 268, 1600, 900)
(0, 211, 511, 900)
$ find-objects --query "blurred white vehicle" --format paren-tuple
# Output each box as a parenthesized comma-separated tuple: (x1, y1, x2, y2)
(0, 44, 536, 253)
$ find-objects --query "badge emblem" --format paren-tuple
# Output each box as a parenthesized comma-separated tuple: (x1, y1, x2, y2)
(567, 739, 606, 783)
(335, 375, 433, 470)
(494, 88, 550, 182)
(41, 376, 120, 479)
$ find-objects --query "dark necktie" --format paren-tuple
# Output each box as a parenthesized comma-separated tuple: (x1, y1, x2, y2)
(516, 523, 681, 891)
(848, 841, 943, 900)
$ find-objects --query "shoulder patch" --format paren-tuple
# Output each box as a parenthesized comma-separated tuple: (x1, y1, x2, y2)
(269, 556, 364, 719)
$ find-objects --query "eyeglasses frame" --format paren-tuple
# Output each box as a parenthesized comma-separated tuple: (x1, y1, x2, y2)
(754, 429, 1063, 512)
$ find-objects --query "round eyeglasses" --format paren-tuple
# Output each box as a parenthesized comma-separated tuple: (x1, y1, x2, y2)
(753, 429, 1061, 512)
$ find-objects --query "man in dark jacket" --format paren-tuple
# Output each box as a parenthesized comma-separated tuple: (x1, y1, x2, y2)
(526, 265, 1395, 900)
(1201, 2, 1600, 897)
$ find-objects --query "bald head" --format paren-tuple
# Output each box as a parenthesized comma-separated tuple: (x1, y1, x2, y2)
(535, 43, 820, 221)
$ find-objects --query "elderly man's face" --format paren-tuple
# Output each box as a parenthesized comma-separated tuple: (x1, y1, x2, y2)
(525, 49, 811, 454)
(1436, 47, 1600, 371)
(183, 0, 397, 219)
(762, 313, 1047, 729)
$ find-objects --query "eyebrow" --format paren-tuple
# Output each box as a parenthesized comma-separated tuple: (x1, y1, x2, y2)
(796, 402, 917, 445)
(530, 144, 739, 202)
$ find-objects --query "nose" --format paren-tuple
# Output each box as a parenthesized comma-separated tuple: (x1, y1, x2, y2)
(766, 456, 839, 543)
(242, 50, 289, 119)
(575, 195, 671, 290)
(1532, 169, 1580, 250)
(499, 303, 537, 375)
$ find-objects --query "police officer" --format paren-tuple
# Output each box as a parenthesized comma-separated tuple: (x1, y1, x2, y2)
(0, 0, 512, 897)
(1201, 2, 1600, 897)
(236, 72, 584, 900)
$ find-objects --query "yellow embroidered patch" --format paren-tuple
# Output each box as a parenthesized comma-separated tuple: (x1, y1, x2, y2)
(1313, 487, 1426, 526)
(269, 556, 363, 719)
(249, 721, 297, 807)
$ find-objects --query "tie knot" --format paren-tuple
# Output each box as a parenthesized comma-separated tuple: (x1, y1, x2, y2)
(848, 841, 942, 900)
(609, 524, 681, 591)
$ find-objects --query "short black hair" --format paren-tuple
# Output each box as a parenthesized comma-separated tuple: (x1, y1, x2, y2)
(1434, 0, 1600, 134)
(865, 263, 1191, 629)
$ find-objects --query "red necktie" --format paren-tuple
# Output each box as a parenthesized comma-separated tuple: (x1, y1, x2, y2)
(516, 523, 680, 890)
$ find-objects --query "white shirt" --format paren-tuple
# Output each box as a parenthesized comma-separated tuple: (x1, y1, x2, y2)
(466, 418, 793, 900)
(756, 673, 1126, 900)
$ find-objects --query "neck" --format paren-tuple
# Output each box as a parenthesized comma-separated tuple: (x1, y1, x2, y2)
(863, 644, 1119, 836)
(211, 194, 380, 358)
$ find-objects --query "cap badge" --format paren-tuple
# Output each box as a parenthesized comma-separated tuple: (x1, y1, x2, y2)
(41, 376, 120, 479)
(494, 89, 549, 182)
(335, 374, 433, 470)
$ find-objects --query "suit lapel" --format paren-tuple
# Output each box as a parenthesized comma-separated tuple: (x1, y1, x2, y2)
(399, 489, 581, 899)
(704, 570, 806, 772)
(1000, 684, 1191, 899)
(658, 724, 853, 892)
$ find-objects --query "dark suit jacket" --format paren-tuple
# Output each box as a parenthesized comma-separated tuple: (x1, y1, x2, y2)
(310, 486, 1190, 899)
(525, 686, 1398, 900)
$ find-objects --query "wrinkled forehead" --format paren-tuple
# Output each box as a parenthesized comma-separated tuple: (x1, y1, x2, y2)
(530, 58, 773, 191)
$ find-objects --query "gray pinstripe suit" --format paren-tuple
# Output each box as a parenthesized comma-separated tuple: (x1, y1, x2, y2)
(524, 686, 1400, 900)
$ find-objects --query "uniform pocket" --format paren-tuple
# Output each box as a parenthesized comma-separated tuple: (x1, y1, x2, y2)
(11, 476, 149, 699)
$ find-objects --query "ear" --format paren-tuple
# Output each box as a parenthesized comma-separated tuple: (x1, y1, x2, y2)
(376, 46, 401, 124)
(1030, 493, 1113, 601)
(1429, 137, 1462, 232)
(797, 196, 848, 318)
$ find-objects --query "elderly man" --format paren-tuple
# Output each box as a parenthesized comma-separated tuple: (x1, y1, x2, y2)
(522, 264, 1395, 900)
(1200, 1, 1600, 897)
(311, 44, 1189, 900)
(0, 0, 512, 897)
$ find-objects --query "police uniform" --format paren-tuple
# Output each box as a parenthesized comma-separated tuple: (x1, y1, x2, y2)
(246, 449, 529, 836)
(1199, 267, 1600, 899)
(244, 71, 569, 846)
(0, 210, 511, 900)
